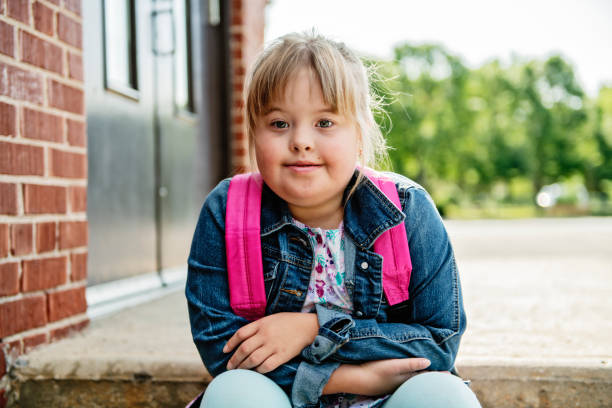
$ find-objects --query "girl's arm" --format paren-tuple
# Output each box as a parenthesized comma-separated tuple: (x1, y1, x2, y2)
(322, 358, 431, 396)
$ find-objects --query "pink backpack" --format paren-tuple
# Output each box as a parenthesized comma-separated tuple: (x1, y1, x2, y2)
(225, 170, 413, 321)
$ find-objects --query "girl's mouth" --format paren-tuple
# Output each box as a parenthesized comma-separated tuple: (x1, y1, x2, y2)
(285, 162, 322, 173)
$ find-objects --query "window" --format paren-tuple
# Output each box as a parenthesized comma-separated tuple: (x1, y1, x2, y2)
(103, 0, 139, 98)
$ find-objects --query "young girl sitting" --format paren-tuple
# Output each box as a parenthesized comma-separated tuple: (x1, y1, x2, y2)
(186, 32, 481, 408)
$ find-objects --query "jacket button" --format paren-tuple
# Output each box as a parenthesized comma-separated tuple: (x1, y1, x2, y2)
(355, 310, 363, 317)
(360, 262, 368, 270)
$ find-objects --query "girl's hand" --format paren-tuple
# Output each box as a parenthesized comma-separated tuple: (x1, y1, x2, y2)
(223, 312, 319, 373)
(323, 358, 431, 396)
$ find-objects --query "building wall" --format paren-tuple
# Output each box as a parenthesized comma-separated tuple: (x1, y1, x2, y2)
(229, 0, 267, 173)
(0, 0, 88, 403)
(0, 0, 267, 404)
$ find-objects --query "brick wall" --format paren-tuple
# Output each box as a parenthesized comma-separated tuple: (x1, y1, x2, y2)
(229, 0, 267, 173)
(0, 0, 87, 404)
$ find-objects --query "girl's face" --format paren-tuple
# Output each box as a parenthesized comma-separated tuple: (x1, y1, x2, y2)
(254, 68, 360, 226)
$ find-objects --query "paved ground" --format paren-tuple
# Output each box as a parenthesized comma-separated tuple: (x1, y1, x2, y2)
(445, 217, 612, 366)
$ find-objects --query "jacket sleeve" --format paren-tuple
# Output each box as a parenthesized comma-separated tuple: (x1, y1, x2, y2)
(186, 180, 338, 408)
(301, 186, 467, 371)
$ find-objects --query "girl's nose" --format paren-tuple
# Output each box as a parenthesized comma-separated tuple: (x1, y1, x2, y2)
(289, 128, 313, 152)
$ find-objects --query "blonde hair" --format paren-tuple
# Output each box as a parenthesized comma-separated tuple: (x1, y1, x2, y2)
(245, 32, 389, 188)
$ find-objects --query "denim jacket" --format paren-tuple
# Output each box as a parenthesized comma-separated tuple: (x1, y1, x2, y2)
(186, 170, 467, 408)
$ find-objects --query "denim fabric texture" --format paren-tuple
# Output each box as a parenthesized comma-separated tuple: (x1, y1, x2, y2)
(186, 170, 467, 408)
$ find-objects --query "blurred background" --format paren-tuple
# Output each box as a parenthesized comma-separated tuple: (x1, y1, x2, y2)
(267, 0, 612, 219)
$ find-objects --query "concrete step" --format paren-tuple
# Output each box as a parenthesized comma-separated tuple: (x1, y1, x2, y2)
(7, 289, 211, 407)
(7, 287, 612, 407)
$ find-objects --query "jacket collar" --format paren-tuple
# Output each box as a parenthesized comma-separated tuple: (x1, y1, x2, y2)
(259, 170, 405, 249)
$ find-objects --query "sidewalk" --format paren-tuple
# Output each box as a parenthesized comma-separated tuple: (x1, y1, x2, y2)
(9, 217, 612, 407)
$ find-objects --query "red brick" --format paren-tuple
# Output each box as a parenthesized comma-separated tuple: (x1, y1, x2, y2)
(47, 286, 86, 322)
(24, 333, 47, 353)
(24, 184, 67, 214)
(0, 0, 4, 15)
(0, 262, 19, 296)
(36, 222, 56, 253)
(233, 98, 244, 108)
(231, 32, 243, 43)
(0, 20, 14, 57)
(50, 149, 87, 178)
(22, 256, 67, 292)
(234, 131, 244, 141)
(0, 224, 9, 258)
(33, 1, 54, 36)
(234, 64, 246, 76)
(0, 183, 18, 215)
(57, 12, 81, 49)
(59, 220, 87, 249)
(0, 346, 5, 378)
(63, 0, 80, 16)
(233, 113, 244, 124)
(10, 223, 32, 256)
(68, 185, 86, 212)
(0, 101, 16, 136)
(7, 0, 30, 25)
(0, 295, 47, 338)
(70, 252, 86, 281)
(233, 147, 246, 157)
(231, 13, 242, 26)
(231, 47, 242, 60)
(48, 79, 84, 114)
(0, 141, 44, 176)
(46, 0, 60, 5)
(20, 30, 63, 74)
(22, 107, 64, 142)
(50, 319, 88, 341)
(0, 62, 44, 105)
(67, 52, 82, 80)
(66, 119, 85, 147)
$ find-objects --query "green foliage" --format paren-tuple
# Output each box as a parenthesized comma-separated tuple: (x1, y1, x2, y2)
(367, 44, 611, 216)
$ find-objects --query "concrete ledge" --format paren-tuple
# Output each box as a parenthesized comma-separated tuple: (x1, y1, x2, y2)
(11, 359, 612, 408)
(12, 380, 204, 408)
(457, 361, 612, 408)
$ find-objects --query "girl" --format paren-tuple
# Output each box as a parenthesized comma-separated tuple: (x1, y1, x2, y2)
(186, 32, 481, 408)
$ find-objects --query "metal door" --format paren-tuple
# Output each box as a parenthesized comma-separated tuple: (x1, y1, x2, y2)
(84, 0, 227, 286)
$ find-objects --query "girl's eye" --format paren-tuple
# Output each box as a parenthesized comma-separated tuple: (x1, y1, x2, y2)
(317, 119, 333, 128)
(271, 120, 289, 129)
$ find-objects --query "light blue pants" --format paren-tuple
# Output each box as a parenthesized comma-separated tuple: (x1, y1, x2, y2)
(200, 369, 481, 408)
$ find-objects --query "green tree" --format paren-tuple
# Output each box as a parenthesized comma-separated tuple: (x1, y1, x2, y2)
(516, 56, 588, 194)
(369, 43, 603, 214)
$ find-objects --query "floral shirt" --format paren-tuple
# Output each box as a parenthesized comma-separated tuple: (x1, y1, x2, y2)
(292, 219, 389, 408)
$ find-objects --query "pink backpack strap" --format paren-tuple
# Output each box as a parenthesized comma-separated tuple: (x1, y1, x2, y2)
(364, 169, 413, 305)
(225, 173, 266, 321)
